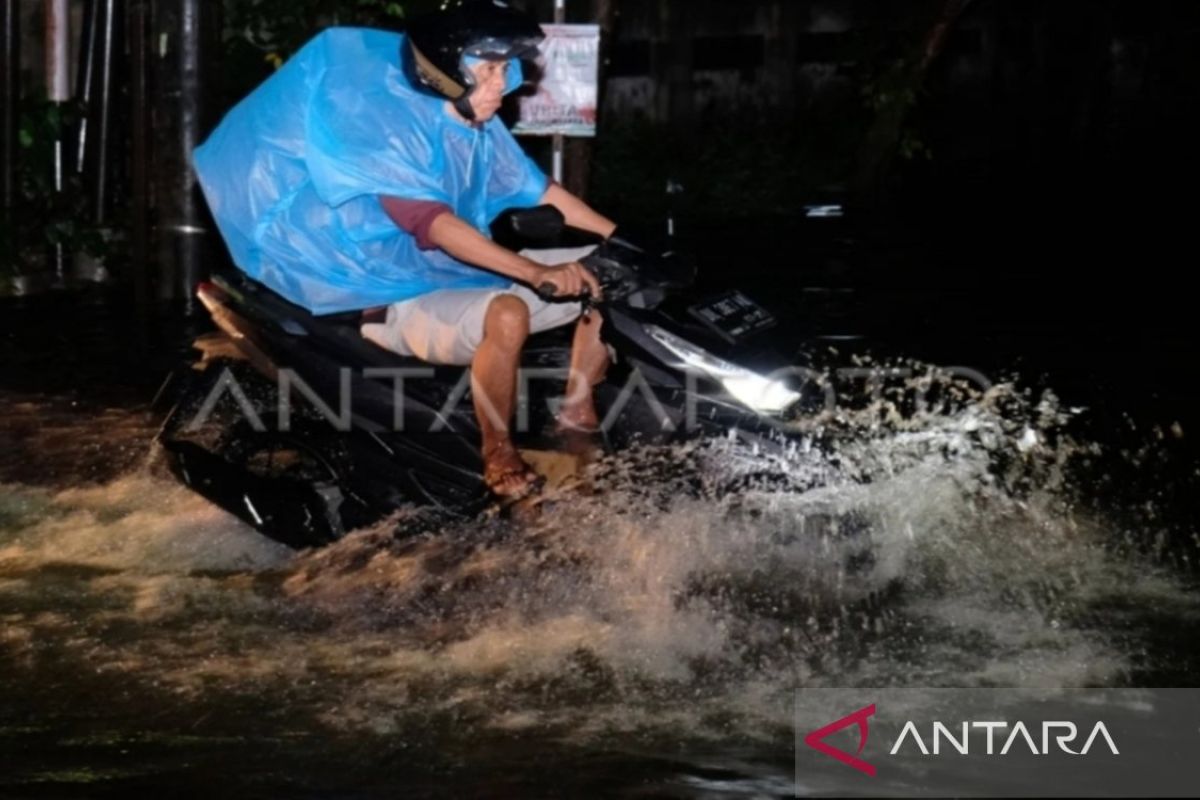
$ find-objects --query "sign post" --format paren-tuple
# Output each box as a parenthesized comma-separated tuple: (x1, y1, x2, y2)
(514, 8, 600, 185)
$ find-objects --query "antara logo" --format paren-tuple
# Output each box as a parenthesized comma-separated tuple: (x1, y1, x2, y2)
(803, 704, 1120, 777)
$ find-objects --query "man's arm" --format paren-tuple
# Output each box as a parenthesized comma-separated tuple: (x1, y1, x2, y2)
(427, 212, 541, 284)
(540, 182, 617, 239)
(380, 195, 602, 298)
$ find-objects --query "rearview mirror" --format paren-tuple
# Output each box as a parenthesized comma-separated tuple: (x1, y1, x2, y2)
(491, 205, 566, 244)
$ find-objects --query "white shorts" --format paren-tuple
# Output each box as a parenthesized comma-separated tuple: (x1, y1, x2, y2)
(361, 246, 596, 366)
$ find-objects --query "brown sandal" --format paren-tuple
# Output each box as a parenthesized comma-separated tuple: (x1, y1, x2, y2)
(482, 443, 546, 500)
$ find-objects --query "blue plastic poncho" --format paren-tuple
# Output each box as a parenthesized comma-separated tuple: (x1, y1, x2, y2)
(193, 27, 548, 315)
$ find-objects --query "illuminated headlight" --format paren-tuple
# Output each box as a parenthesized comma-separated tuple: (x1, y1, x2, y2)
(645, 325, 800, 414)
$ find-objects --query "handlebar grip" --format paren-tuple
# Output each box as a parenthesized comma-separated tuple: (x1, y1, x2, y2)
(537, 283, 594, 305)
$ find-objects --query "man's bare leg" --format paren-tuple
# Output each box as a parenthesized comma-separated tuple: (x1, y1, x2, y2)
(557, 312, 609, 434)
(472, 295, 539, 496)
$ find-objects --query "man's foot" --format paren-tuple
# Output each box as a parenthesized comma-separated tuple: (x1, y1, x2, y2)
(483, 441, 545, 499)
(555, 398, 600, 433)
(553, 406, 605, 461)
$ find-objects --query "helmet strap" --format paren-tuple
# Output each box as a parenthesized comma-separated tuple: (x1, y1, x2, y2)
(453, 92, 478, 122)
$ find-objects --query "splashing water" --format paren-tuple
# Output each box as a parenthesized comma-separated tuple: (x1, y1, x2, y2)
(1, 376, 1196, 794)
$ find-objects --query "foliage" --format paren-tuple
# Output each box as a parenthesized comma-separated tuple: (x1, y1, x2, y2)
(1, 96, 118, 288)
(216, 0, 440, 103)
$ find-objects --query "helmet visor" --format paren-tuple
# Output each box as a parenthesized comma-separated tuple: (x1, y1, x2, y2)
(463, 55, 525, 95)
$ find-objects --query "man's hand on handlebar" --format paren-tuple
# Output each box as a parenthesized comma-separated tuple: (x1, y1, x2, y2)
(534, 261, 603, 301)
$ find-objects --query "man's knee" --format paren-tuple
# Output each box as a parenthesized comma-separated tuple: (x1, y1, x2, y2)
(483, 294, 531, 348)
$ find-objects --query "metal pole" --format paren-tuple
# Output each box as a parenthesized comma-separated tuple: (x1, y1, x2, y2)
(152, 0, 208, 308)
(552, 0, 565, 184)
(129, 0, 150, 313)
(45, 0, 70, 102)
(175, 0, 204, 308)
(74, 0, 117, 209)
(88, 0, 117, 224)
(76, 0, 98, 173)
(46, 0, 70, 284)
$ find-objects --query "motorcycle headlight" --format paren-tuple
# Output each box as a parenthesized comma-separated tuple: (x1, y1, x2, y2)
(645, 325, 800, 415)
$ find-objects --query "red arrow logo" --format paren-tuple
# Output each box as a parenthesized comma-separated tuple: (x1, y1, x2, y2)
(803, 703, 877, 777)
